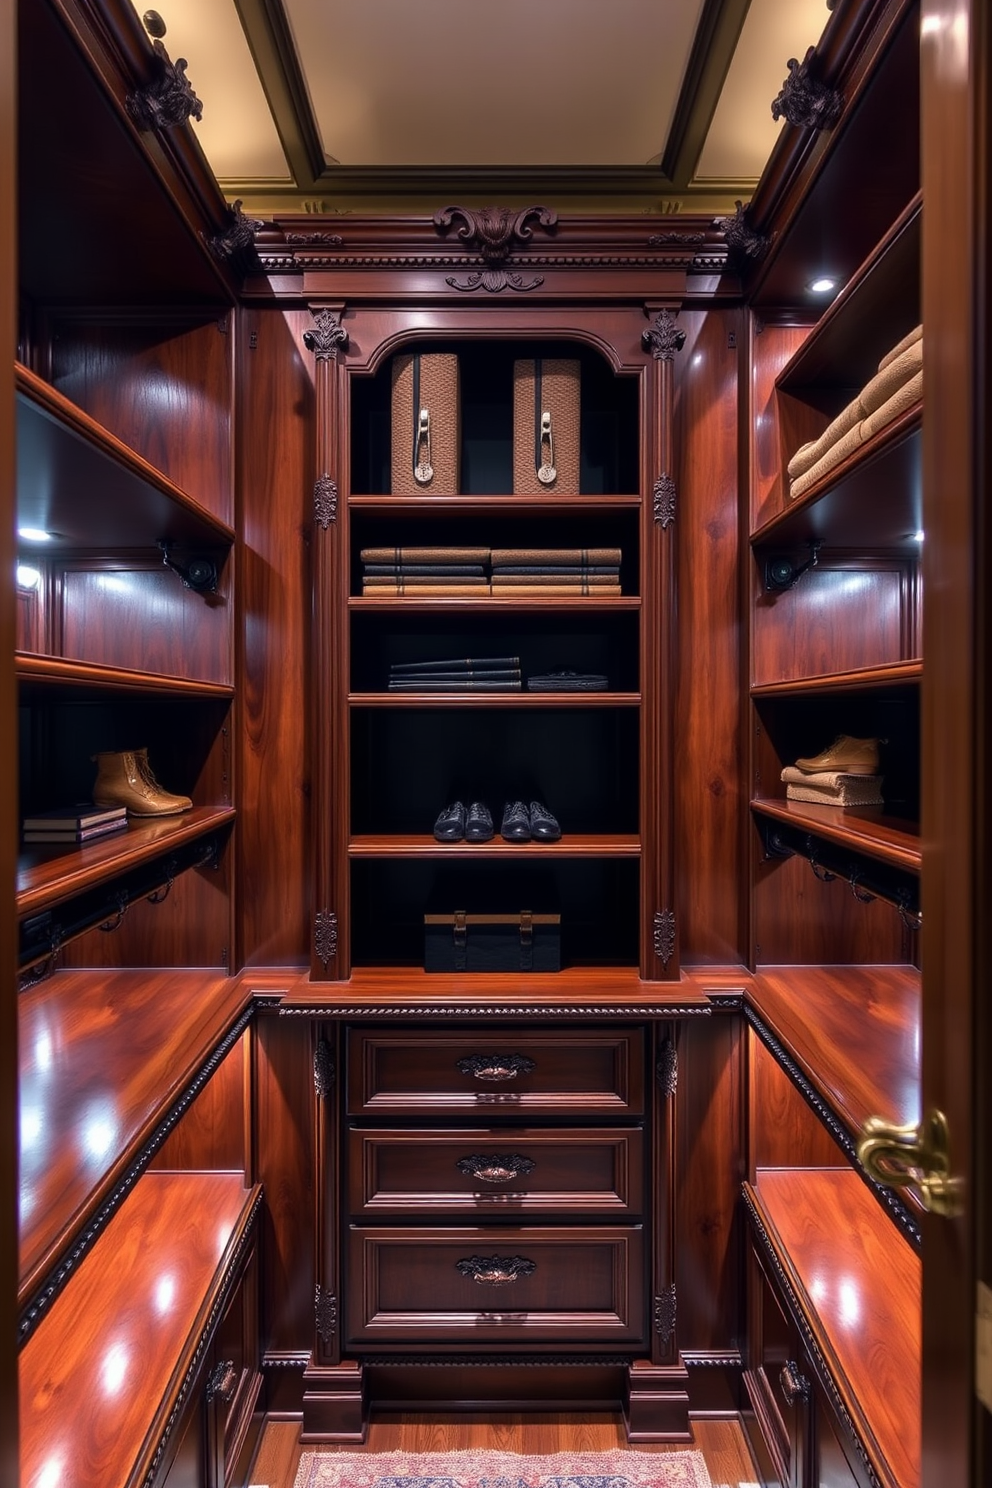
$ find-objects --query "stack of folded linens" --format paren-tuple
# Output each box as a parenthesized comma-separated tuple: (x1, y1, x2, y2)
(788, 324, 922, 500)
(360, 546, 490, 596)
(489, 547, 622, 596)
(780, 765, 884, 807)
(388, 655, 522, 691)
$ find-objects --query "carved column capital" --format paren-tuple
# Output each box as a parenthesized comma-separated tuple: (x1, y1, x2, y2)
(642, 309, 686, 361)
(771, 46, 843, 131)
(303, 309, 350, 361)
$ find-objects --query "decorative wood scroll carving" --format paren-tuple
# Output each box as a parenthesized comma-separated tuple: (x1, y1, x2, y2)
(653, 909, 676, 967)
(641, 310, 686, 361)
(714, 200, 769, 266)
(286, 232, 344, 246)
(315, 1284, 338, 1343)
(303, 309, 350, 360)
(314, 910, 338, 971)
(657, 1038, 678, 1098)
(648, 231, 705, 247)
(433, 205, 558, 291)
(208, 200, 265, 265)
(654, 1284, 677, 1346)
(314, 475, 338, 529)
(771, 46, 843, 131)
(126, 31, 203, 130)
(456, 1254, 538, 1284)
(653, 475, 677, 529)
(313, 1038, 335, 1099)
(456, 1154, 537, 1183)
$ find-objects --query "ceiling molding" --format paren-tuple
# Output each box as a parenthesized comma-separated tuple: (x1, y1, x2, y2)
(662, 0, 754, 189)
(230, 0, 325, 184)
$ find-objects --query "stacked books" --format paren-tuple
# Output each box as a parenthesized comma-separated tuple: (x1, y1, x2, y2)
(22, 802, 128, 845)
(361, 546, 490, 596)
(780, 766, 884, 807)
(388, 656, 523, 691)
(489, 547, 622, 596)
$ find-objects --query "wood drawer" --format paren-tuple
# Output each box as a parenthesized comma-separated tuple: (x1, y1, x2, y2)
(347, 1126, 645, 1217)
(345, 1225, 646, 1347)
(345, 1028, 645, 1117)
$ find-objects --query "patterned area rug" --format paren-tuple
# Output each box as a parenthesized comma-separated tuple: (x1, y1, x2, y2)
(292, 1447, 713, 1488)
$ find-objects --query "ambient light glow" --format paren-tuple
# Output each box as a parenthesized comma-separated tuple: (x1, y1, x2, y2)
(155, 1274, 177, 1315)
(101, 1341, 130, 1396)
(807, 275, 837, 294)
(33, 1456, 65, 1488)
(16, 564, 42, 589)
(914, 530, 925, 542)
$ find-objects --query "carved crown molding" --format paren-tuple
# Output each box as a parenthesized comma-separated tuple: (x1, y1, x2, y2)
(771, 46, 844, 132)
(278, 1002, 714, 1019)
(432, 204, 558, 291)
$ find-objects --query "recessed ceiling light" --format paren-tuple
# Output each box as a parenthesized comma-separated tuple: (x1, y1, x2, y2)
(18, 526, 52, 542)
(914, 530, 925, 542)
(807, 276, 837, 295)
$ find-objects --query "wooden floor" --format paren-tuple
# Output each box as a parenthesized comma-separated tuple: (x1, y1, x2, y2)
(248, 1414, 760, 1488)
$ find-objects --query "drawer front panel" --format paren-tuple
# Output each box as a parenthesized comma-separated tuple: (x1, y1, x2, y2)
(346, 1029, 645, 1117)
(345, 1225, 646, 1347)
(347, 1127, 645, 1217)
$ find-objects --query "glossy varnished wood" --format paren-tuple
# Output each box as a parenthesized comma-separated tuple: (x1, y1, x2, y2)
(15, 365, 233, 547)
(18, 968, 249, 1302)
(348, 692, 641, 708)
(747, 1032, 845, 1173)
(19, 1173, 258, 1488)
(349, 495, 642, 512)
(748, 1168, 920, 1488)
(348, 833, 640, 858)
(751, 798, 920, 872)
(749, 964, 920, 1138)
(16, 653, 234, 698)
(16, 805, 236, 917)
(349, 596, 642, 612)
(751, 658, 922, 697)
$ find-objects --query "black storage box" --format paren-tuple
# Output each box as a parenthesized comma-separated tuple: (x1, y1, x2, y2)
(424, 908, 561, 973)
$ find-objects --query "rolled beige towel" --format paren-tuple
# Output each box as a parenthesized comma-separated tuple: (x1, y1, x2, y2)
(859, 336, 923, 415)
(860, 367, 923, 440)
(878, 323, 922, 371)
(789, 419, 865, 499)
(786, 395, 862, 481)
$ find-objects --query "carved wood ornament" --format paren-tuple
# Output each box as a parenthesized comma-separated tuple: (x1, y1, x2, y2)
(314, 910, 338, 971)
(315, 1284, 338, 1343)
(208, 200, 265, 265)
(314, 476, 338, 529)
(641, 310, 686, 361)
(126, 13, 203, 132)
(653, 475, 677, 529)
(433, 205, 558, 291)
(771, 47, 843, 131)
(714, 200, 769, 266)
(653, 909, 676, 968)
(654, 1284, 677, 1346)
(313, 1038, 335, 1099)
(303, 309, 350, 361)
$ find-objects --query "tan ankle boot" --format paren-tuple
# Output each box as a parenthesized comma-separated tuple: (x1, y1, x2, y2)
(92, 748, 193, 816)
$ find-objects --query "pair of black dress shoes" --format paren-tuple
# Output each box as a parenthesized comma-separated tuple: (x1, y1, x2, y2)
(433, 800, 561, 843)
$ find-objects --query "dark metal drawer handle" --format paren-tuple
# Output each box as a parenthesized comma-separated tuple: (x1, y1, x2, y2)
(456, 1154, 536, 1184)
(206, 1359, 238, 1404)
(456, 1054, 536, 1082)
(457, 1254, 537, 1285)
(779, 1360, 810, 1406)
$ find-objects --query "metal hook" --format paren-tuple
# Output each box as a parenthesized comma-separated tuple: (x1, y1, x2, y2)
(147, 858, 178, 905)
(98, 892, 130, 933)
(848, 868, 876, 904)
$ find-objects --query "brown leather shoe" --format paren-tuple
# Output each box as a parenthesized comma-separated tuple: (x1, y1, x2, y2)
(793, 735, 882, 776)
(92, 748, 193, 816)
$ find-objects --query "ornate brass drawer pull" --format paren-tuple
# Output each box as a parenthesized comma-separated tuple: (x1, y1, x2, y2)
(456, 1254, 537, 1285)
(456, 1054, 536, 1082)
(456, 1154, 536, 1184)
(206, 1359, 238, 1404)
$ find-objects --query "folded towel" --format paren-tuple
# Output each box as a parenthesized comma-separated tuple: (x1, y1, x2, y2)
(789, 420, 865, 500)
(858, 337, 924, 415)
(787, 397, 863, 481)
(780, 765, 885, 807)
(860, 368, 923, 441)
(878, 323, 922, 371)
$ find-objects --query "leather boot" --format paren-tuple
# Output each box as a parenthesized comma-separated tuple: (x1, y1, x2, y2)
(92, 748, 193, 816)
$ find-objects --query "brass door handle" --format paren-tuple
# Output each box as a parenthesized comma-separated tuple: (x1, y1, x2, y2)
(857, 1108, 963, 1217)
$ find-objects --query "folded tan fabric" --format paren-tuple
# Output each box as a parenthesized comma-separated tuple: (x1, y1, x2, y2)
(786, 397, 862, 480)
(788, 420, 865, 500)
(878, 323, 922, 371)
(786, 780, 885, 806)
(859, 337, 923, 415)
(860, 368, 923, 441)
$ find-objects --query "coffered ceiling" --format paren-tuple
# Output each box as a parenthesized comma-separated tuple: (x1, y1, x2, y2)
(133, 0, 833, 213)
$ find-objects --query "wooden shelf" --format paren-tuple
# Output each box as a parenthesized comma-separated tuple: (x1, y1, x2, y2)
(745, 1169, 920, 1488)
(751, 797, 920, 874)
(18, 968, 251, 1309)
(350, 596, 641, 612)
(750, 403, 922, 552)
(17, 805, 236, 918)
(348, 833, 641, 859)
(751, 660, 921, 698)
(16, 653, 235, 699)
(776, 193, 922, 398)
(350, 495, 641, 512)
(16, 365, 235, 549)
(19, 1172, 260, 1488)
(349, 691, 641, 708)
(748, 964, 920, 1141)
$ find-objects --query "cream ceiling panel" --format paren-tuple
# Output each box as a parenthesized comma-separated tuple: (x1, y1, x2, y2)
(282, 0, 706, 167)
(134, 0, 291, 181)
(695, 0, 831, 182)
